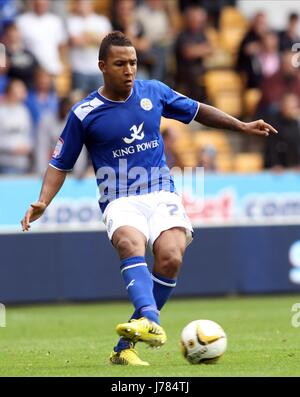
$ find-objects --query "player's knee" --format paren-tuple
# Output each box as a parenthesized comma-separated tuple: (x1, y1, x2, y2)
(115, 236, 143, 258)
(156, 248, 183, 278)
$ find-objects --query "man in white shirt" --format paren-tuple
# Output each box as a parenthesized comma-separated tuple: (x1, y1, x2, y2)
(0, 79, 32, 174)
(135, 0, 173, 80)
(17, 0, 67, 76)
(67, 0, 112, 93)
(136, 0, 171, 46)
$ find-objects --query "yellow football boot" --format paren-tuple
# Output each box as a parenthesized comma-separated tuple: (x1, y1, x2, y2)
(109, 347, 149, 366)
(116, 317, 167, 348)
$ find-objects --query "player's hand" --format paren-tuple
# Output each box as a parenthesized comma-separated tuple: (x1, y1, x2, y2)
(243, 119, 278, 137)
(21, 202, 47, 232)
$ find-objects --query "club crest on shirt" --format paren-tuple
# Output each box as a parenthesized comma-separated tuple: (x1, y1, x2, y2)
(140, 98, 153, 111)
(52, 137, 64, 159)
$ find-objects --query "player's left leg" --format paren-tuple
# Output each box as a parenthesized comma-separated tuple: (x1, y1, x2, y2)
(148, 191, 193, 311)
(125, 227, 187, 323)
(152, 227, 187, 310)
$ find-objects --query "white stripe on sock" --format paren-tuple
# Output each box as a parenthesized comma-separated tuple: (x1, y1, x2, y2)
(140, 306, 160, 315)
(151, 274, 177, 287)
(120, 263, 147, 274)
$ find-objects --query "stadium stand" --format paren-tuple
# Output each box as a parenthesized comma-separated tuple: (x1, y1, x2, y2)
(233, 152, 263, 172)
(1, 0, 300, 174)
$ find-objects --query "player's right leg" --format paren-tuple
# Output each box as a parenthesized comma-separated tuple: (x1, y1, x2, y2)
(111, 226, 166, 348)
(103, 198, 166, 364)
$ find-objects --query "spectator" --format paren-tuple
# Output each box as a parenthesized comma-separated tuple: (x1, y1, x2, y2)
(2, 22, 38, 88)
(236, 12, 268, 88)
(67, 0, 112, 93)
(257, 51, 300, 116)
(35, 95, 90, 178)
(17, 0, 67, 76)
(258, 31, 280, 78)
(25, 67, 58, 135)
(111, 0, 153, 79)
(196, 144, 217, 171)
(136, 0, 173, 80)
(175, 5, 213, 102)
(0, 79, 32, 174)
(264, 93, 300, 170)
(279, 13, 300, 52)
(134, 0, 170, 44)
(34, 96, 71, 175)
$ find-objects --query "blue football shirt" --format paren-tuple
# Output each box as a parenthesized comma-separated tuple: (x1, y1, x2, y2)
(50, 79, 199, 212)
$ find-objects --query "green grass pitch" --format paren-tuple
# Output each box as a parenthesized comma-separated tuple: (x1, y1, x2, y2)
(1, 295, 300, 376)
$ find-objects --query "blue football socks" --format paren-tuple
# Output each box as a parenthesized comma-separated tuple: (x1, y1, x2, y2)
(151, 272, 177, 310)
(115, 256, 160, 353)
(115, 265, 177, 352)
(120, 256, 159, 324)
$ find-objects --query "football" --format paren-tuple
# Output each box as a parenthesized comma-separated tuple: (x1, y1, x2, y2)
(180, 319, 227, 364)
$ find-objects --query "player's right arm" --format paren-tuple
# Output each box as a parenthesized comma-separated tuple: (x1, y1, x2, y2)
(21, 166, 67, 231)
(21, 108, 86, 231)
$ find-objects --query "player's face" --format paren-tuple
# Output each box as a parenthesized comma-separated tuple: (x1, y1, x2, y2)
(99, 46, 137, 94)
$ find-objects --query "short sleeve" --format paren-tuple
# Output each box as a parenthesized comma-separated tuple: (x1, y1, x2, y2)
(157, 81, 199, 124)
(49, 111, 86, 171)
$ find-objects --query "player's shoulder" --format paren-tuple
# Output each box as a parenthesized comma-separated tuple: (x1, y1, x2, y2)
(71, 91, 105, 122)
(135, 79, 167, 89)
(134, 79, 170, 96)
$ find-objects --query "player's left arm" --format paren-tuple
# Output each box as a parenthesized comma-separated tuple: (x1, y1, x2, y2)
(194, 103, 278, 136)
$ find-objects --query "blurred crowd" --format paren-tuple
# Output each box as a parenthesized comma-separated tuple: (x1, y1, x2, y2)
(0, 0, 300, 177)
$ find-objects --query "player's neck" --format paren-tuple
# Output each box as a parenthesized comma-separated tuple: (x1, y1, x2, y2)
(99, 86, 132, 102)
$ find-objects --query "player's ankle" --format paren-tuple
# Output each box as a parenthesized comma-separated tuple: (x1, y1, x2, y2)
(140, 305, 160, 324)
(114, 337, 131, 352)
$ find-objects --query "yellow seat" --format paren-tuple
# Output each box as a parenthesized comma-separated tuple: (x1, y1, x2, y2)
(216, 152, 234, 172)
(177, 152, 198, 168)
(220, 6, 248, 30)
(233, 153, 263, 173)
(194, 130, 231, 154)
(243, 88, 262, 118)
(160, 117, 190, 135)
(219, 27, 247, 54)
(219, 7, 248, 54)
(172, 136, 193, 153)
(68, 0, 111, 17)
(93, 0, 111, 16)
(213, 91, 242, 117)
(204, 70, 243, 100)
(160, 117, 197, 167)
